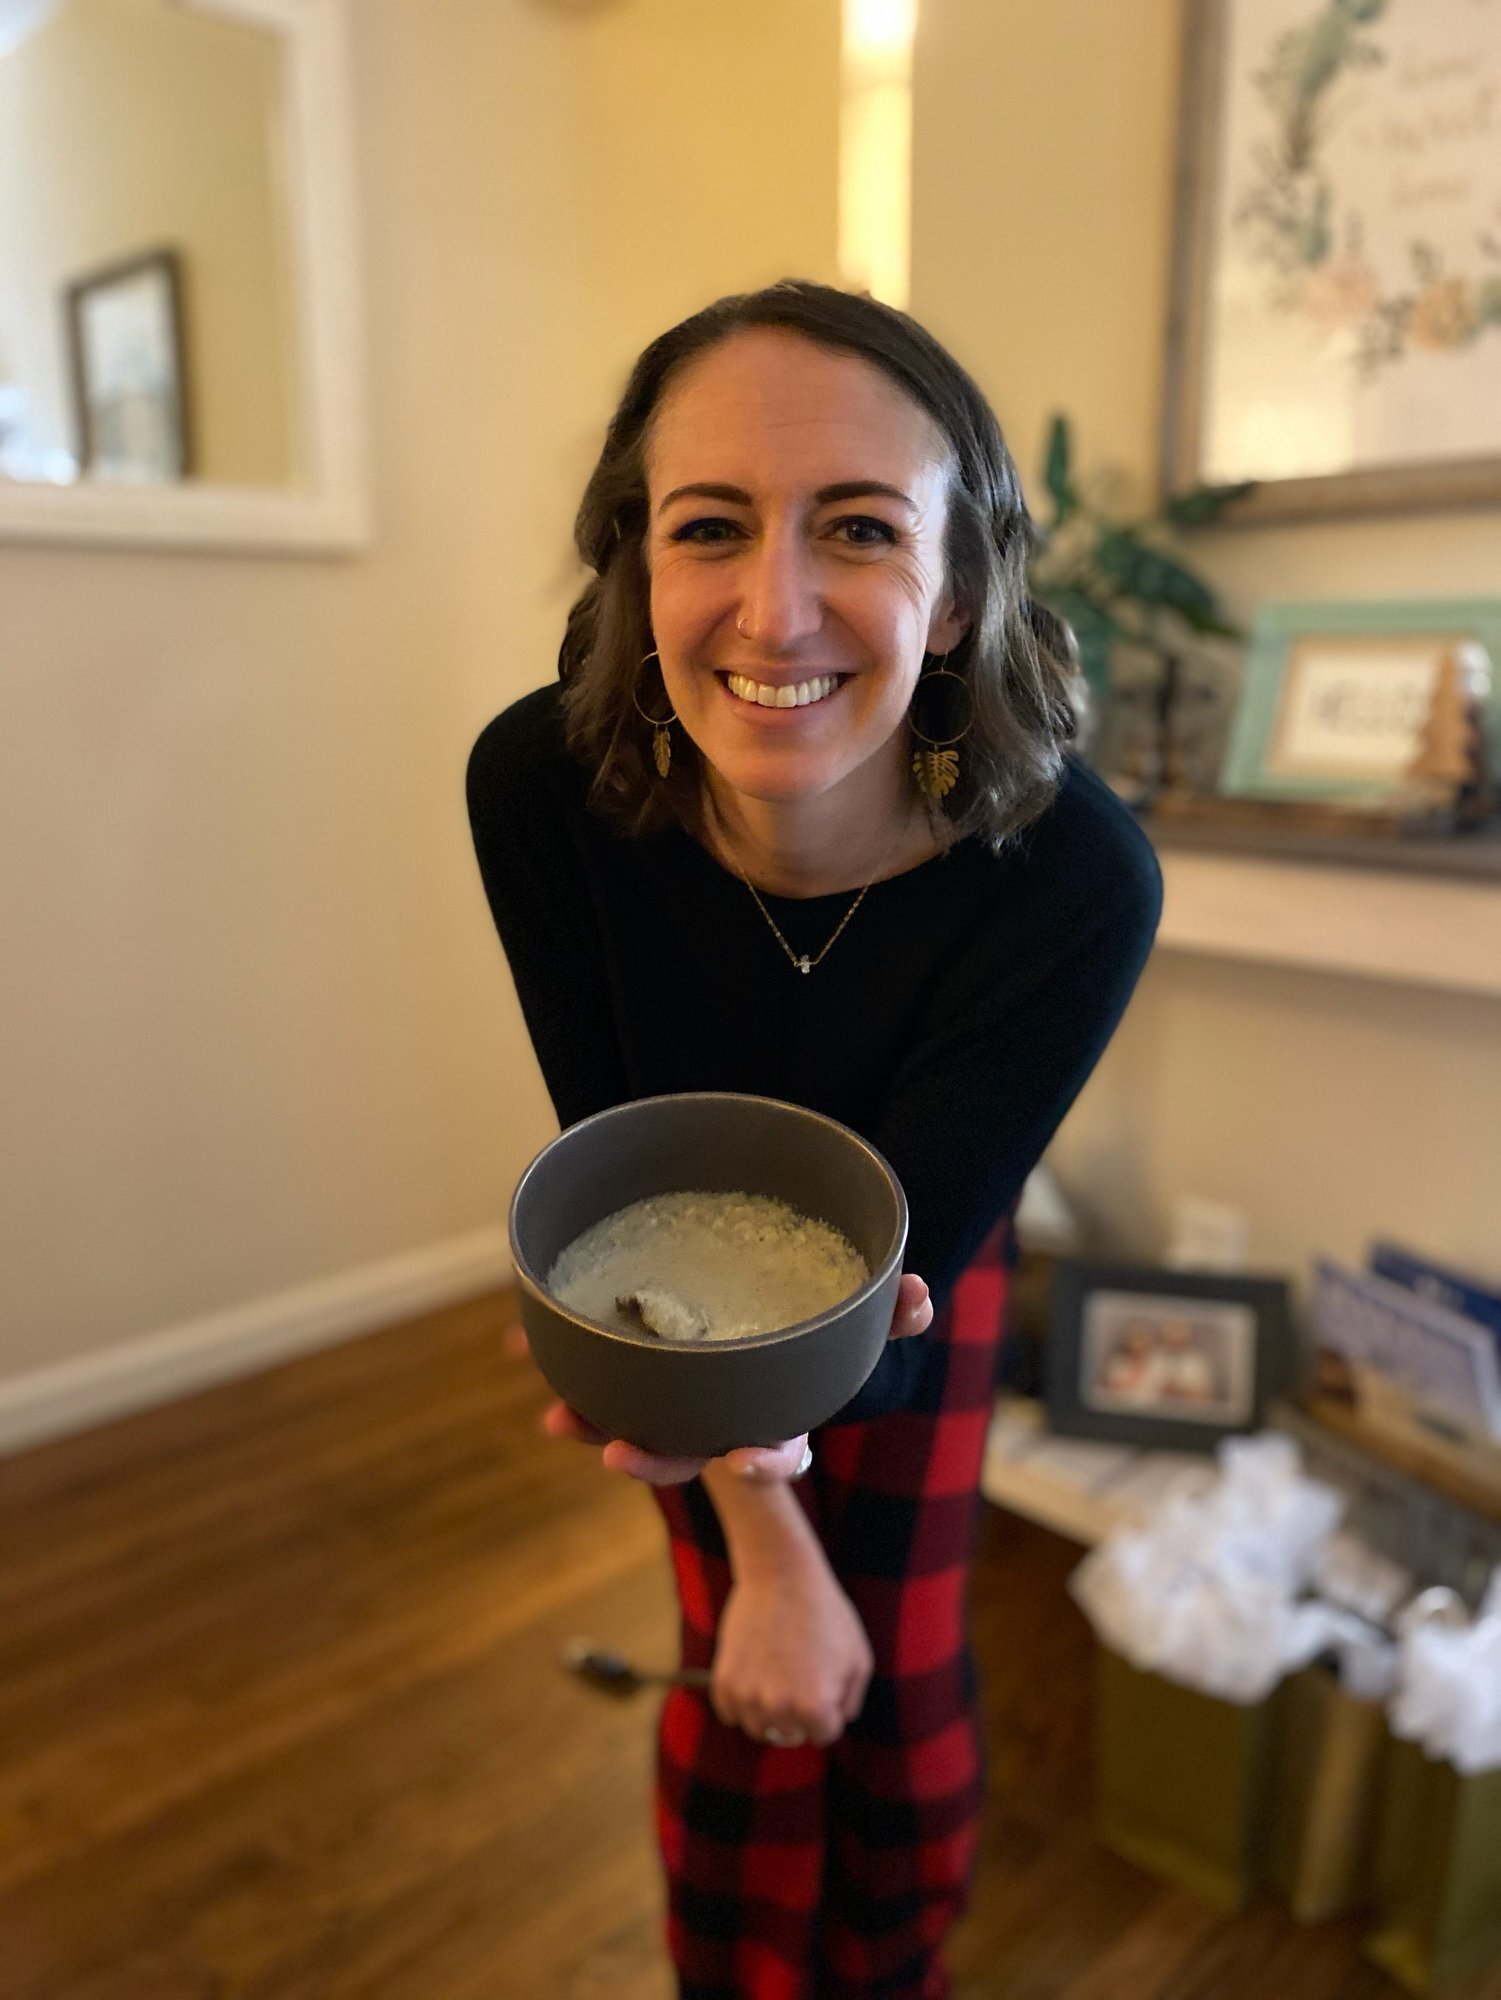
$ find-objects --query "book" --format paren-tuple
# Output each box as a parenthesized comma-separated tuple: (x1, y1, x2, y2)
(1311, 1260, 1501, 1442)
(1369, 1242, 1501, 1347)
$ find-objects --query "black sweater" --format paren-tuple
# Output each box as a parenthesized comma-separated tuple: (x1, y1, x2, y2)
(468, 685, 1162, 1421)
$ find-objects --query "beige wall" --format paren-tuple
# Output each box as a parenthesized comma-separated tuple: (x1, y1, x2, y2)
(913, 0, 1501, 1280)
(10, 0, 1493, 1405)
(0, 0, 297, 484)
(0, 0, 840, 1379)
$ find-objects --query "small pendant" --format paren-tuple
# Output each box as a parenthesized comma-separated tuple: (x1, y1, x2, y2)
(797, 955, 811, 974)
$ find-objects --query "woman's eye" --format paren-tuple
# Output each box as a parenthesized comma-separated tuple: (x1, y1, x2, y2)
(669, 517, 744, 546)
(831, 515, 898, 547)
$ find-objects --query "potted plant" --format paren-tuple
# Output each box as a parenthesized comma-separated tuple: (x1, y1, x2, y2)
(1027, 415, 1255, 800)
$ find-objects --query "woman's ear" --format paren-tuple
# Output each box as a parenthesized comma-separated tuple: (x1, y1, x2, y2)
(927, 597, 971, 658)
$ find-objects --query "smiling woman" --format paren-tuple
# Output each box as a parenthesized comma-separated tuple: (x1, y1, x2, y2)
(466, 279, 1162, 1999)
(557, 283, 1071, 875)
(642, 331, 967, 890)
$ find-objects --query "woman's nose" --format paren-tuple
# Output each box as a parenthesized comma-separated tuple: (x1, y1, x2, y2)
(734, 532, 823, 653)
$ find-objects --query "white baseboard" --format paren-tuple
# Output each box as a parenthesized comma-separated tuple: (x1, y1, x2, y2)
(0, 1226, 513, 1459)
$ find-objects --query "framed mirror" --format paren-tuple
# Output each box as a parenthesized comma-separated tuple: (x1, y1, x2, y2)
(0, 0, 369, 552)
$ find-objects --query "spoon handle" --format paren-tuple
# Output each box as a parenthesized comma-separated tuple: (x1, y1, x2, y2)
(562, 1640, 713, 1692)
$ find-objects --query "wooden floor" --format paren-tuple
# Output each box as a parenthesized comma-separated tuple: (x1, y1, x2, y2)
(2, 1291, 1496, 2000)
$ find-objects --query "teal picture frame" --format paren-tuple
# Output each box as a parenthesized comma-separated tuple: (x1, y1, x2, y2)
(1220, 599, 1501, 803)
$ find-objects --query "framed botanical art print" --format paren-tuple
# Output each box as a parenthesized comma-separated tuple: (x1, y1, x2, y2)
(1163, 0, 1501, 522)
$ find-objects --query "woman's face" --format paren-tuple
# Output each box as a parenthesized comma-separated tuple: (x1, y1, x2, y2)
(643, 329, 968, 815)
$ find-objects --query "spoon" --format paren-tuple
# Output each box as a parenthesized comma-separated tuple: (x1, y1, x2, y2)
(561, 1638, 712, 1697)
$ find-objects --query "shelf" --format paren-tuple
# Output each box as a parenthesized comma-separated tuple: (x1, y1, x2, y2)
(1145, 813, 1501, 881)
(980, 1398, 1213, 1544)
(1148, 839, 1501, 1000)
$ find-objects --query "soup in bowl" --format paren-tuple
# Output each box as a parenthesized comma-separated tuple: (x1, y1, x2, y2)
(508, 1092, 908, 1458)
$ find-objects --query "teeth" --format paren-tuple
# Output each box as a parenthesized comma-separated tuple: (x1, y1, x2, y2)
(726, 673, 839, 709)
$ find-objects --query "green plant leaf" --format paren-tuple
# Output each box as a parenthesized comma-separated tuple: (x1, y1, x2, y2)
(1173, 604, 1245, 641)
(1042, 415, 1077, 522)
(1034, 586, 1122, 695)
(1093, 528, 1234, 629)
(1163, 481, 1258, 525)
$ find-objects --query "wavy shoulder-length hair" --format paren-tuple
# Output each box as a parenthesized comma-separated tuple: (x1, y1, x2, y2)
(558, 279, 1076, 850)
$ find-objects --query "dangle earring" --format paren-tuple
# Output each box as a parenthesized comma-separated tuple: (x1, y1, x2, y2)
(909, 655, 974, 801)
(632, 651, 677, 778)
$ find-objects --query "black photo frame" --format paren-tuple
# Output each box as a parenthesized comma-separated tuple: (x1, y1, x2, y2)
(64, 247, 192, 482)
(1045, 1261, 1295, 1453)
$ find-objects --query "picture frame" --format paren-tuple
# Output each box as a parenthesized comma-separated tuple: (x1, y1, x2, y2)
(1218, 597, 1501, 803)
(1045, 1261, 1295, 1453)
(1162, 0, 1501, 523)
(65, 247, 192, 484)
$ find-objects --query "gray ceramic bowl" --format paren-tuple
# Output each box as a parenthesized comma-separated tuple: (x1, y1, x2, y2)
(508, 1092, 908, 1457)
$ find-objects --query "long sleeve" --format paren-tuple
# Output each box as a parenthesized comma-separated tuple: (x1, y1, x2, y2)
(829, 785, 1162, 1424)
(466, 705, 632, 1130)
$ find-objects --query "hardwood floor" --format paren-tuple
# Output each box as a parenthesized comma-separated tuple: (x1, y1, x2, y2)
(1, 1290, 1495, 1999)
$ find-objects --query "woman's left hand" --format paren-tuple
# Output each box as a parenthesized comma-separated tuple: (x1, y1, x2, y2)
(710, 1556, 874, 1749)
(514, 1271, 934, 1486)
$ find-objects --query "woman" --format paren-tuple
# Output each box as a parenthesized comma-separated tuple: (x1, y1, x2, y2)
(468, 281, 1161, 2000)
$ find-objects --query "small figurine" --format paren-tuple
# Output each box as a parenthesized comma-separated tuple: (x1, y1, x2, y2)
(1406, 643, 1497, 828)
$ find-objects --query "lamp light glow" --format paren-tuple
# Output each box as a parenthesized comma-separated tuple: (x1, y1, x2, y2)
(839, 0, 916, 309)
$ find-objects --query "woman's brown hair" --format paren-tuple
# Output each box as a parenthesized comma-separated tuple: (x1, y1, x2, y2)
(559, 279, 1076, 850)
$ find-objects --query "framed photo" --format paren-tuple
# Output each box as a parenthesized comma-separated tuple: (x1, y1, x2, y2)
(1045, 1261, 1294, 1452)
(1163, 0, 1501, 523)
(65, 248, 191, 484)
(1219, 597, 1501, 802)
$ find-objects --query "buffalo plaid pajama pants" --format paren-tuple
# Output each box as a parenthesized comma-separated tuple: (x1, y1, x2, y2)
(651, 1218, 1013, 2000)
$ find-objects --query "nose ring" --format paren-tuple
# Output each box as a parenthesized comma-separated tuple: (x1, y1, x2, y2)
(736, 615, 751, 639)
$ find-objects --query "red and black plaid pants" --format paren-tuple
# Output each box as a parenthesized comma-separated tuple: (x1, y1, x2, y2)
(652, 1220, 1012, 2000)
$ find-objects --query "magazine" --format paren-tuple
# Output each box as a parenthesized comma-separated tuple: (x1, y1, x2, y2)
(1311, 1260, 1501, 1441)
(1369, 1241, 1501, 1347)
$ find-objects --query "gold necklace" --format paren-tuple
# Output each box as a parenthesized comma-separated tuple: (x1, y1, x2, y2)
(710, 784, 927, 976)
(734, 817, 922, 975)
(740, 875, 874, 976)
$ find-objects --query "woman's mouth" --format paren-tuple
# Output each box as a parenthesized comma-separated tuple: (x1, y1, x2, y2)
(720, 672, 846, 710)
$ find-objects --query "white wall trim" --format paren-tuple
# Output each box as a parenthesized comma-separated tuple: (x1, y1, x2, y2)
(0, 1226, 511, 1458)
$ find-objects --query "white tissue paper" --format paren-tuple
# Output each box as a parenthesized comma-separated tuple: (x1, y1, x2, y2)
(1069, 1433, 1393, 1705)
(1390, 1570, 1501, 1775)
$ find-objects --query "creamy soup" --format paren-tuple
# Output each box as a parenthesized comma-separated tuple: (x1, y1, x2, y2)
(546, 1190, 868, 1341)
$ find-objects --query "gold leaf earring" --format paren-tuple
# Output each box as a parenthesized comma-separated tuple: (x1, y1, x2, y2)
(910, 657, 974, 801)
(632, 651, 677, 778)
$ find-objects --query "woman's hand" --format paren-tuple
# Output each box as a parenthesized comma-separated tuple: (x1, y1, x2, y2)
(510, 1271, 933, 1487)
(710, 1555, 874, 1749)
(540, 1401, 808, 1487)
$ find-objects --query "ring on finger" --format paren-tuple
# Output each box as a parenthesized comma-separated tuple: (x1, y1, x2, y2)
(762, 1724, 807, 1749)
